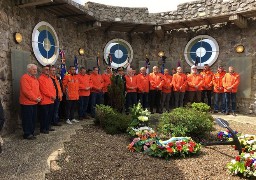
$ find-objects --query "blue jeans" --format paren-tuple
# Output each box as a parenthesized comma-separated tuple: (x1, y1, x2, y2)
(224, 92, 237, 113)
(79, 96, 89, 118)
(20, 104, 37, 138)
(214, 93, 225, 112)
(90, 92, 103, 118)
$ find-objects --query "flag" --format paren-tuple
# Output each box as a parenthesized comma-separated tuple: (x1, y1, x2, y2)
(107, 54, 112, 65)
(177, 60, 181, 67)
(59, 49, 65, 63)
(160, 56, 167, 74)
(60, 63, 66, 80)
(145, 58, 150, 74)
(96, 56, 100, 73)
(194, 56, 199, 66)
(74, 56, 78, 74)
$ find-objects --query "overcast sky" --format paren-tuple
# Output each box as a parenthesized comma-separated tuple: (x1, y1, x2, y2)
(73, 0, 196, 13)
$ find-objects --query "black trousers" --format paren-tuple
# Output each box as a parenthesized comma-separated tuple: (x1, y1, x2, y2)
(137, 92, 149, 109)
(21, 104, 37, 138)
(149, 90, 161, 113)
(66, 100, 78, 120)
(126, 92, 137, 112)
(39, 104, 54, 132)
(201, 90, 212, 107)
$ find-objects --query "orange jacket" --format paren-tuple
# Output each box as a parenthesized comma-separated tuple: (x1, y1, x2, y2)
(162, 74, 172, 93)
(172, 73, 187, 92)
(77, 74, 92, 96)
(38, 74, 56, 105)
(187, 73, 203, 91)
(125, 75, 137, 93)
(102, 73, 112, 93)
(62, 74, 79, 100)
(19, 74, 42, 105)
(212, 71, 226, 93)
(136, 73, 149, 93)
(200, 70, 213, 90)
(90, 73, 104, 93)
(222, 72, 240, 93)
(149, 72, 164, 90)
(50, 75, 63, 101)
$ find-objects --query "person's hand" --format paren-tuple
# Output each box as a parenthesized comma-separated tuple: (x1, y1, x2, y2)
(86, 87, 90, 90)
(36, 97, 41, 103)
(51, 96, 56, 101)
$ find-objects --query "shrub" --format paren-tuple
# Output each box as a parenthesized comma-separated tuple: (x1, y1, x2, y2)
(158, 107, 214, 140)
(191, 102, 211, 113)
(95, 104, 131, 135)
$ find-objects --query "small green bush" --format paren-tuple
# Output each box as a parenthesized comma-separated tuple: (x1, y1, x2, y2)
(95, 104, 131, 134)
(191, 102, 211, 113)
(158, 107, 214, 140)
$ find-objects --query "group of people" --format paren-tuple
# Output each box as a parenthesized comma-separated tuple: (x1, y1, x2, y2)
(19, 63, 240, 140)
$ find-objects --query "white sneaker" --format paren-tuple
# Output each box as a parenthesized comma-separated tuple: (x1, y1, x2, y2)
(71, 119, 79, 123)
(66, 119, 73, 124)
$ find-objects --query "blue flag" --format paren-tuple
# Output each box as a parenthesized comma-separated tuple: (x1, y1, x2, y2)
(60, 64, 66, 80)
(74, 56, 78, 74)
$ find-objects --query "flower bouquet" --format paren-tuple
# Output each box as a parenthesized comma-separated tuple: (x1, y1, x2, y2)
(238, 134, 256, 153)
(227, 152, 256, 178)
(217, 130, 239, 141)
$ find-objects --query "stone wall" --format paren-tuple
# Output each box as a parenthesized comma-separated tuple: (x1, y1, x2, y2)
(0, 0, 255, 134)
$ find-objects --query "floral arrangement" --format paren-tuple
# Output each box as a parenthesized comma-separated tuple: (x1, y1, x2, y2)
(227, 152, 256, 177)
(127, 103, 151, 137)
(128, 136, 201, 159)
(238, 134, 256, 153)
(217, 130, 239, 141)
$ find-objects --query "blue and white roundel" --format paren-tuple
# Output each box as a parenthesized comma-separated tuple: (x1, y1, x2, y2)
(184, 35, 219, 69)
(32, 21, 59, 66)
(104, 39, 133, 69)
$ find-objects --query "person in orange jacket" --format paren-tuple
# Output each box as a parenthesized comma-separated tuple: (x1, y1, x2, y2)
(90, 67, 104, 118)
(187, 65, 204, 103)
(212, 65, 226, 113)
(172, 66, 187, 108)
(222, 66, 240, 115)
(62, 66, 80, 124)
(125, 68, 137, 114)
(136, 67, 149, 109)
(149, 66, 164, 114)
(19, 64, 42, 140)
(161, 69, 172, 112)
(77, 67, 92, 120)
(102, 66, 112, 106)
(50, 65, 63, 126)
(38, 65, 56, 134)
(200, 64, 214, 107)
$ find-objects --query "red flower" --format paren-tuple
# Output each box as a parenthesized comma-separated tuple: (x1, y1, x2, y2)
(177, 145, 182, 152)
(245, 159, 253, 167)
(189, 141, 196, 148)
(189, 146, 194, 152)
(235, 156, 240, 161)
(168, 142, 174, 147)
(166, 147, 173, 153)
(181, 141, 186, 145)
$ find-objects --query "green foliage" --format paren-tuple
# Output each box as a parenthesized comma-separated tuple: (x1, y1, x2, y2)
(191, 102, 211, 113)
(158, 107, 214, 139)
(95, 104, 131, 135)
(108, 75, 125, 113)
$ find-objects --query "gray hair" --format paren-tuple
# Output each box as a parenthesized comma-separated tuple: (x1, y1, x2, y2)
(27, 64, 37, 71)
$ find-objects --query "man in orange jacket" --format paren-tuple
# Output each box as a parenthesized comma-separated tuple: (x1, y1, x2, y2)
(125, 68, 137, 114)
(172, 67, 187, 108)
(50, 65, 63, 126)
(222, 66, 240, 115)
(19, 64, 42, 140)
(136, 67, 149, 109)
(90, 67, 104, 118)
(187, 65, 204, 103)
(62, 66, 80, 124)
(161, 69, 172, 112)
(200, 64, 214, 107)
(38, 65, 56, 134)
(102, 66, 112, 106)
(77, 67, 91, 120)
(212, 65, 226, 113)
(149, 66, 164, 114)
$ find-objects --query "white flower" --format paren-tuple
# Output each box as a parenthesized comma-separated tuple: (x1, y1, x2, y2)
(138, 116, 148, 122)
(231, 159, 236, 164)
(244, 153, 251, 159)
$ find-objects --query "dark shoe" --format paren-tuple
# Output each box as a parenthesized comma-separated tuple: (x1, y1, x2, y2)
(79, 117, 83, 120)
(84, 115, 90, 119)
(24, 134, 36, 140)
(52, 123, 62, 126)
(40, 130, 49, 134)
(49, 128, 55, 131)
(225, 112, 230, 115)
(213, 111, 218, 113)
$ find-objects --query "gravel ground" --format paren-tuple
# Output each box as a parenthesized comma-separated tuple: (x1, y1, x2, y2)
(46, 121, 256, 180)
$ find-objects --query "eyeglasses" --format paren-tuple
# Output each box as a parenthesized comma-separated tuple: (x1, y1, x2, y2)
(107, 68, 111, 69)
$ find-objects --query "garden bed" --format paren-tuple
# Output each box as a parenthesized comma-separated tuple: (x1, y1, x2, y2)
(46, 120, 255, 180)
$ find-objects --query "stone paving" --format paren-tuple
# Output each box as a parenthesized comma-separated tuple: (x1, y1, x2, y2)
(0, 119, 94, 180)
(0, 114, 255, 180)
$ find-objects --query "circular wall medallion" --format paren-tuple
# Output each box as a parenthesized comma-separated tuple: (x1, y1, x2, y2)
(104, 39, 133, 69)
(184, 35, 219, 69)
(32, 21, 59, 66)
